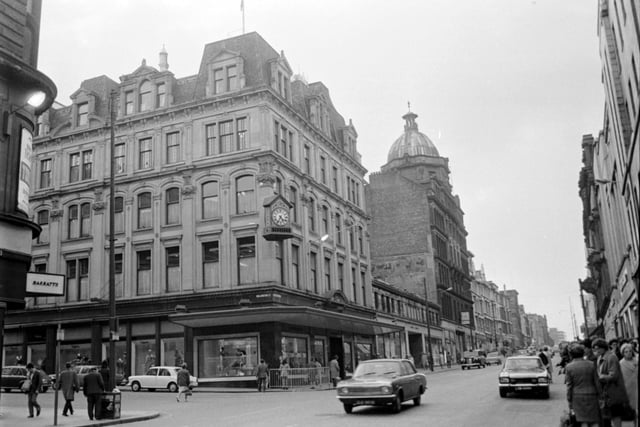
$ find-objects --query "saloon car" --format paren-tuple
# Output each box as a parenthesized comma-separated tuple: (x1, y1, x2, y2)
(498, 356, 550, 398)
(128, 366, 197, 392)
(461, 350, 486, 369)
(1, 366, 52, 393)
(485, 352, 503, 366)
(68, 365, 126, 389)
(336, 359, 427, 414)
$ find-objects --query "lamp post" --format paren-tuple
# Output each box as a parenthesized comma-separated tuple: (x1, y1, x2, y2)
(423, 278, 434, 371)
(108, 90, 117, 391)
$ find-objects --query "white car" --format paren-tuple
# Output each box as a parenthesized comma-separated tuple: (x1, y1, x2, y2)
(128, 366, 197, 392)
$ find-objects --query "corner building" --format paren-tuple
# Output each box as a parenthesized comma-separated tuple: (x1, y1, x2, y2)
(366, 111, 474, 363)
(3, 32, 399, 386)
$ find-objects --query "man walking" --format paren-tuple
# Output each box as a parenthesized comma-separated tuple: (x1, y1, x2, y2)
(58, 362, 79, 416)
(83, 366, 105, 420)
(329, 355, 340, 388)
(26, 362, 42, 418)
(176, 363, 191, 402)
(255, 359, 269, 392)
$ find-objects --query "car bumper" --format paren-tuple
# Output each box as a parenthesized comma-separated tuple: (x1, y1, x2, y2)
(499, 383, 548, 392)
(337, 394, 396, 406)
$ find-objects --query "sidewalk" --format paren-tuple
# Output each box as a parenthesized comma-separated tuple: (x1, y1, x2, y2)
(0, 409, 159, 427)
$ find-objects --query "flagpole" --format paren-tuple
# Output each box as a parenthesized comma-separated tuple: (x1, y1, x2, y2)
(241, 0, 245, 34)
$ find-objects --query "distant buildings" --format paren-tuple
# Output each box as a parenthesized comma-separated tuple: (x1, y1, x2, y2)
(579, 0, 638, 340)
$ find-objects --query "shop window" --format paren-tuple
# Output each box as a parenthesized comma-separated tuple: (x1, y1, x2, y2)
(281, 336, 308, 368)
(197, 336, 258, 378)
(162, 338, 184, 367)
(133, 341, 156, 376)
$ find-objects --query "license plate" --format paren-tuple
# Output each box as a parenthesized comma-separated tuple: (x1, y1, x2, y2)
(516, 386, 532, 391)
(356, 400, 375, 405)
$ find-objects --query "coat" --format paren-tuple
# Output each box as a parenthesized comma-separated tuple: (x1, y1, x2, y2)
(28, 369, 42, 393)
(177, 368, 190, 387)
(58, 369, 79, 401)
(83, 371, 105, 396)
(565, 358, 600, 423)
(619, 357, 638, 411)
(597, 350, 629, 406)
(329, 359, 340, 379)
(255, 363, 269, 379)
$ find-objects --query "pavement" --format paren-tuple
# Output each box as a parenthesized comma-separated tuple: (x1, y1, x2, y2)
(0, 364, 461, 426)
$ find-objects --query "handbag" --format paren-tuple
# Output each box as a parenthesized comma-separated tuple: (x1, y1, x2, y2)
(21, 379, 32, 393)
(620, 403, 637, 422)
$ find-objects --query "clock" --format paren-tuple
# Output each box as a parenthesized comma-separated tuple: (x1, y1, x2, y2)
(271, 207, 290, 226)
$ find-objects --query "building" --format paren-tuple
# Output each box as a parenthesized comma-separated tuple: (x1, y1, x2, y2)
(3, 32, 400, 385)
(579, 0, 639, 340)
(0, 0, 56, 371)
(526, 313, 551, 348)
(548, 328, 565, 346)
(502, 289, 524, 349)
(366, 110, 474, 362)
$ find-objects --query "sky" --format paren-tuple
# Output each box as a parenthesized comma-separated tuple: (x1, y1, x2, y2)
(37, 0, 604, 339)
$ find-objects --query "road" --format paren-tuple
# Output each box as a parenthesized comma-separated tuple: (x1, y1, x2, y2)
(1, 362, 571, 427)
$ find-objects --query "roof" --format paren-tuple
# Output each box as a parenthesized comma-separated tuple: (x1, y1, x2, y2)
(387, 111, 440, 162)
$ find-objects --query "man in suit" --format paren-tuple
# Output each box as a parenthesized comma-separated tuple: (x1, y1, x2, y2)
(58, 362, 79, 416)
(82, 366, 105, 420)
(26, 362, 42, 418)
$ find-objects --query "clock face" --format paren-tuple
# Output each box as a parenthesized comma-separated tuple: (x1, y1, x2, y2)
(271, 207, 289, 226)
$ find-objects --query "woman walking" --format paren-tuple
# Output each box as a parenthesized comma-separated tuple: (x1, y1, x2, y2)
(593, 338, 630, 427)
(619, 343, 638, 426)
(564, 344, 600, 427)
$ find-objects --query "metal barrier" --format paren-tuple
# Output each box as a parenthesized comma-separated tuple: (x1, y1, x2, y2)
(268, 367, 331, 390)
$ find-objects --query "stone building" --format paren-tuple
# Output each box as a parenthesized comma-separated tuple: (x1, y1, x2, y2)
(366, 110, 474, 362)
(579, 0, 638, 340)
(3, 32, 399, 385)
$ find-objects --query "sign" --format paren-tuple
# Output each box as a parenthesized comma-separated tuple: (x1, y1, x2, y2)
(461, 311, 470, 325)
(26, 272, 65, 296)
(17, 128, 32, 215)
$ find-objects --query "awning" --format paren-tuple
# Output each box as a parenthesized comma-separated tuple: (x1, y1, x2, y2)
(169, 306, 403, 335)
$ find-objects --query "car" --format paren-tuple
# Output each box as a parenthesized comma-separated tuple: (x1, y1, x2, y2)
(461, 350, 486, 369)
(128, 366, 198, 392)
(71, 365, 126, 389)
(485, 352, 503, 366)
(1, 366, 51, 393)
(498, 355, 550, 398)
(336, 359, 427, 414)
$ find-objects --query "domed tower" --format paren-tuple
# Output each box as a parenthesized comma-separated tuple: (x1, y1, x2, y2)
(386, 110, 439, 161)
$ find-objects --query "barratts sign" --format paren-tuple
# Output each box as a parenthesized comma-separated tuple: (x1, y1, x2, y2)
(26, 272, 65, 296)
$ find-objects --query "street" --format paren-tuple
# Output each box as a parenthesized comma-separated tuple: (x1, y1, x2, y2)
(0, 363, 571, 427)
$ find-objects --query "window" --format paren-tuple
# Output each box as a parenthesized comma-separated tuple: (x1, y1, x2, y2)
(361, 270, 367, 306)
(320, 156, 327, 184)
(70, 153, 80, 182)
(66, 258, 89, 302)
(165, 188, 180, 225)
(321, 206, 329, 235)
(235, 175, 255, 214)
(82, 151, 92, 180)
(166, 246, 180, 292)
(237, 236, 256, 285)
(205, 119, 247, 155)
(335, 213, 342, 245)
(205, 124, 217, 156)
(324, 256, 331, 291)
(139, 81, 152, 112)
(138, 138, 152, 169)
(80, 203, 91, 237)
(40, 159, 51, 188)
(114, 196, 124, 233)
(308, 197, 315, 233)
(138, 192, 152, 229)
(236, 117, 247, 150)
(77, 102, 88, 126)
(227, 65, 237, 91)
(68, 205, 78, 238)
(202, 181, 220, 219)
(290, 187, 298, 223)
(310, 251, 318, 293)
(303, 145, 311, 174)
(156, 82, 166, 107)
(115, 143, 125, 173)
(291, 244, 300, 289)
(69, 150, 92, 182)
(166, 132, 180, 164)
(115, 253, 123, 298)
(68, 202, 91, 239)
(125, 91, 134, 115)
(203, 241, 220, 288)
(358, 226, 364, 254)
(219, 120, 233, 153)
(36, 210, 49, 244)
(137, 250, 151, 295)
(213, 68, 224, 94)
(337, 261, 344, 292)
(214, 65, 238, 94)
(332, 166, 338, 193)
(351, 267, 357, 303)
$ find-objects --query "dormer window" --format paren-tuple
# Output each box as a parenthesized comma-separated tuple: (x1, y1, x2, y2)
(213, 65, 238, 94)
(139, 81, 152, 112)
(205, 51, 245, 97)
(156, 82, 166, 107)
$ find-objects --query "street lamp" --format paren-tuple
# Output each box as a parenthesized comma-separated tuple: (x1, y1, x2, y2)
(107, 90, 118, 391)
(423, 278, 433, 371)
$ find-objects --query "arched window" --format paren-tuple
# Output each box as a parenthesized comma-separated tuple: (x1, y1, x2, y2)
(202, 181, 220, 219)
(165, 187, 180, 225)
(139, 81, 152, 112)
(235, 175, 255, 214)
(68, 205, 78, 238)
(36, 210, 49, 244)
(138, 192, 152, 229)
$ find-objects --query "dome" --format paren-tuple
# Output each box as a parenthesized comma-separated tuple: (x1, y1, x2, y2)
(387, 111, 439, 162)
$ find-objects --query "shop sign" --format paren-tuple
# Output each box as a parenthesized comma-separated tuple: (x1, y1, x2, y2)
(26, 272, 65, 296)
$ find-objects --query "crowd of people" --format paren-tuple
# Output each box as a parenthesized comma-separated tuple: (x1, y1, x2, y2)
(560, 337, 638, 427)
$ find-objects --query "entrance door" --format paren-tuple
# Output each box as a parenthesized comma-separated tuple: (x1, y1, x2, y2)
(329, 336, 344, 378)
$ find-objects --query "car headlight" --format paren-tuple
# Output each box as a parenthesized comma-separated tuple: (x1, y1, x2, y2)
(338, 387, 349, 395)
(380, 386, 392, 394)
(499, 377, 510, 384)
(538, 377, 548, 384)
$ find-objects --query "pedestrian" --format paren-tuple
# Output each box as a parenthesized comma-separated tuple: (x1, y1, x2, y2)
(329, 355, 340, 388)
(25, 362, 42, 418)
(58, 362, 79, 416)
(543, 346, 553, 382)
(99, 360, 110, 389)
(619, 343, 637, 423)
(313, 358, 322, 386)
(255, 359, 269, 392)
(581, 338, 597, 363)
(593, 337, 630, 427)
(83, 366, 105, 420)
(176, 363, 191, 402)
(609, 338, 623, 361)
(564, 344, 600, 427)
(279, 359, 290, 390)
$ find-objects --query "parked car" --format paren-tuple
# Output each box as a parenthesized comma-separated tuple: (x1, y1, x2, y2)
(72, 365, 126, 389)
(128, 366, 197, 392)
(485, 352, 503, 366)
(461, 350, 486, 370)
(336, 359, 427, 414)
(1, 366, 51, 393)
(498, 355, 550, 398)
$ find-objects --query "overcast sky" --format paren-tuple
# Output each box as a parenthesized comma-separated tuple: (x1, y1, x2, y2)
(37, 0, 604, 339)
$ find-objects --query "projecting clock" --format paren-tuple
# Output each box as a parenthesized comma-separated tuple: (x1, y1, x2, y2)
(271, 207, 290, 226)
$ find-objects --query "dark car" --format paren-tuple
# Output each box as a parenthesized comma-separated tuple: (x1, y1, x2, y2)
(1, 366, 51, 393)
(498, 356, 550, 398)
(336, 359, 427, 414)
(461, 350, 486, 370)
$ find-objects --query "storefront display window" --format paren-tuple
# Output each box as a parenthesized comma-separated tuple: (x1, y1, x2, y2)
(280, 336, 307, 368)
(61, 343, 93, 366)
(4, 345, 23, 366)
(197, 336, 257, 378)
(133, 340, 156, 376)
(355, 342, 371, 366)
(312, 338, 326, 366)
(29, 344, 48, 373)
(343, 342, 353, 375)
(161, 338, 184, 367)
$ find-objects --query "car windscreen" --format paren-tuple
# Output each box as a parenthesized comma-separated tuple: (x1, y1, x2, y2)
(353, 362, 401, 378)
(505, 359, 542, 371)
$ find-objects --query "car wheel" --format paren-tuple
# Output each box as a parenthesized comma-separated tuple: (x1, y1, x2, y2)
(392, 394, 403, 413)
(168, 382, 178, 393)
(131, 381, 141, 392)
(343, 403, 353, 414)
(499, 389, 507, 398)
